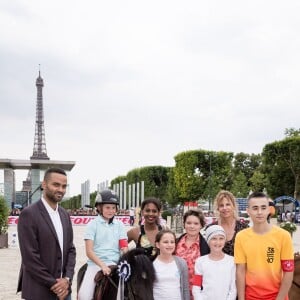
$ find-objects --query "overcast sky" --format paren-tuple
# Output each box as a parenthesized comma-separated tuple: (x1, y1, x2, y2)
(1, 0, 299, 196)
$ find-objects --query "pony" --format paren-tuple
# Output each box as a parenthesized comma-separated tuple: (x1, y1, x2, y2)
(116, 248, 156, 300)
(289, 252, 300, 300)
(78, 248, 156, 300)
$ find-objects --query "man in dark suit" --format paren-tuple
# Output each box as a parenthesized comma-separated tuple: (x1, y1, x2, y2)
(17, 167, 76, 300)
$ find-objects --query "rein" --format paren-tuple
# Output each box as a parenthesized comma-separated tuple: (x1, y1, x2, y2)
(292, 280, 300, 289)
(107, 275, 118, 289)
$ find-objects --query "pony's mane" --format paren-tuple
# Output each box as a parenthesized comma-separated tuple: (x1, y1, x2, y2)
(119, 248, 156, 300)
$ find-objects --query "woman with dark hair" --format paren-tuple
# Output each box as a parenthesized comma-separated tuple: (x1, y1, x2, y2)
(175, 209, 209, 299)
(127, 197, 163, 260)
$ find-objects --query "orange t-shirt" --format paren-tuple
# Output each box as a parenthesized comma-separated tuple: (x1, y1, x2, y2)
(235, 226, 294, 300)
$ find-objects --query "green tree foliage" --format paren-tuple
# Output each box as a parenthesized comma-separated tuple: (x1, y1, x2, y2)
(231, 152, 262, 195)
(61, 194, 82, 209)
(173, 150, 202, 201)
(249, 170, 266, 192)
(110, 176, 127, 187)
(139, 166, 170, 201)
(0, 196, 9, 234)
(111, 166, 170, 205)
(173, 150, 233, 201)
(231, 172, 249, 197)
(233, 152, 261, 184)
(89, 191, 97, 207)
(165, 168, 181, 206)
(263, 134, 300, 199)
(126, 169, 141, 185)
(285, 127, 300, 137)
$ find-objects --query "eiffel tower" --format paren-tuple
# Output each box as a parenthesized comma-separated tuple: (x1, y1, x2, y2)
(0, 69, 75, 208)
(30, 69, 49, 160)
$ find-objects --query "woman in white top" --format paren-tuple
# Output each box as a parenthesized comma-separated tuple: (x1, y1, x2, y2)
(153, 229, 190, 300)
(192, 225, 236, 300)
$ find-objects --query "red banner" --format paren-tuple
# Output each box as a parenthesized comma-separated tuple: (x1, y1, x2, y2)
(8, 216, 19, 225)
(8, 215, 131, 226)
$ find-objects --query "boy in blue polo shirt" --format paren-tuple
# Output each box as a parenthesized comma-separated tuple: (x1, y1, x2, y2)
(78, 190, 128, 300)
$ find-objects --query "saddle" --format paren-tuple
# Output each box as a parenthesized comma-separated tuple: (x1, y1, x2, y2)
(77, 263, 88, 293)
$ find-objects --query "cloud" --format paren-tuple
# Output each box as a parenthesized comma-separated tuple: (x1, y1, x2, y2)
(1, 0, 300, 195)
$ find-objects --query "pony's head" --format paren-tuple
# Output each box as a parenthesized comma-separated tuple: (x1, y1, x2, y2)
(119, 248, 156, 300)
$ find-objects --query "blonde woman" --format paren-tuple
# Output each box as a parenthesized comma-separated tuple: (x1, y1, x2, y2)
(209, 190, 248, 256)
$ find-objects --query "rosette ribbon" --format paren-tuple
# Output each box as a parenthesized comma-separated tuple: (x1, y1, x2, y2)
(117, 260, 131, 300)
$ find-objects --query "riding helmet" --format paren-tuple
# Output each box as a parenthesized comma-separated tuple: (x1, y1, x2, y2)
(95, 189, 119, 206)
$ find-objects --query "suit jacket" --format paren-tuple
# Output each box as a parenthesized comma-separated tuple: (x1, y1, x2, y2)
(17, 199, 76, 300)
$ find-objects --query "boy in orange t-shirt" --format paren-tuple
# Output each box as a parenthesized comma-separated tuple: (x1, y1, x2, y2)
(234, 192, 294, 300)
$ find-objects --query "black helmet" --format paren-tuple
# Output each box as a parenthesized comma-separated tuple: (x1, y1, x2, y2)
(95, 189, 119, 206)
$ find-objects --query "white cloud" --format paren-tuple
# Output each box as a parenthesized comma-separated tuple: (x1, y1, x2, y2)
(1, 0, 300, 195)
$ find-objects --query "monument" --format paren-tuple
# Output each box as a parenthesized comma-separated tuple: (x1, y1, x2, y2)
(0, 70, 75, 208)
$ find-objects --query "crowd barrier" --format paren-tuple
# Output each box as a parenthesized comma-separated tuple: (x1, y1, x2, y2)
(8, 215, 131, 226)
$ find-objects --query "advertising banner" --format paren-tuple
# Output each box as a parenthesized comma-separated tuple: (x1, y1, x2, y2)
(8, 215, 131, 226)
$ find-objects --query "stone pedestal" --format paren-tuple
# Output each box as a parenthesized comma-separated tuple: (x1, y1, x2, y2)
(0, 233, 8, 248)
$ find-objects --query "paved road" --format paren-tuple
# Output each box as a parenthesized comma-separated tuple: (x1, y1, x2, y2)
(0, 219, 299, 300)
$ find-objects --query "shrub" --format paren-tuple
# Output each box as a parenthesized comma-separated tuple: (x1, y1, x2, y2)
(280, 221, 297, 234)
(0, 196, 9, 235)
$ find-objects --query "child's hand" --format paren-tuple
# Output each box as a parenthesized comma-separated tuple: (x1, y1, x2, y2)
(101, 265, 111, 275)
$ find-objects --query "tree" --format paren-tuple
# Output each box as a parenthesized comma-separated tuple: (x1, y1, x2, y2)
(61, 194, 82, 209)
(173, 150, 233, 202)
(173, 150, 204, 201)
(233, 152, 261, 186)
(135, 166, 170, 201)
(0, 196, 9, 235)
(249, 170, 266, 192)
(263, 135, 300, 199)
(285, 127, 300, 137)
(231, 172, 249, 197)
(165, 167, 181, 206)
(111, 166, 170, 205)
(110, 176, 127, 187)
(89, 191, 97, 207)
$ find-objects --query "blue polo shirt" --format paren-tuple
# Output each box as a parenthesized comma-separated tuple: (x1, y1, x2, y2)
(84, 215, 127, 266)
